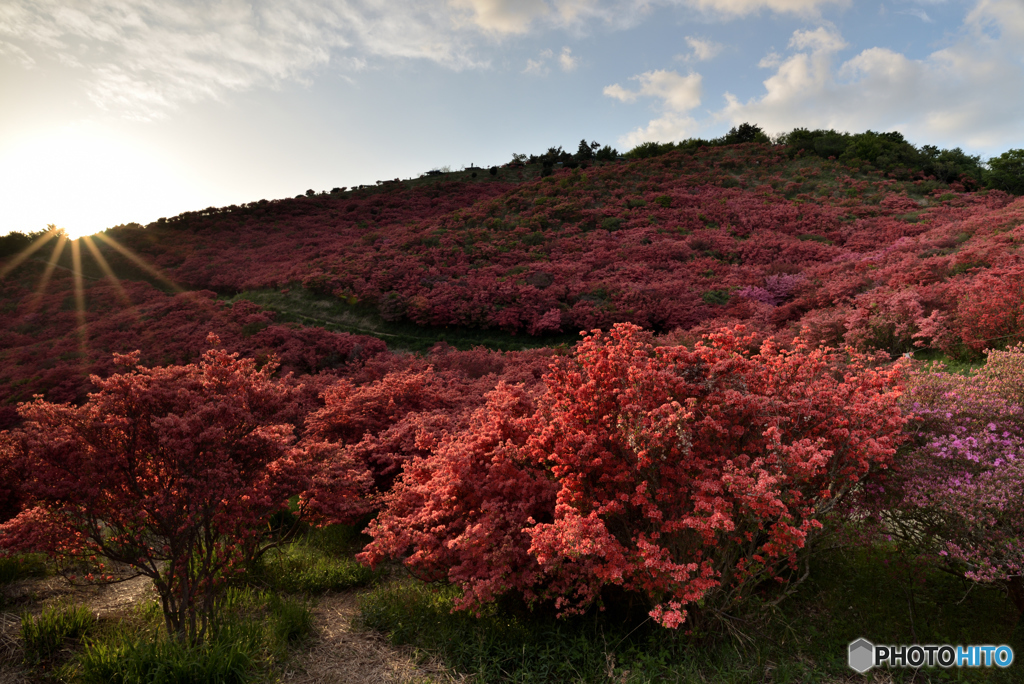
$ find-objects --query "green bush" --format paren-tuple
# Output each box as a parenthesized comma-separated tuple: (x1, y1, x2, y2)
(986, 149, 1024, 194)
(797, 233, 833, 245)
(701, 289, 731, 305)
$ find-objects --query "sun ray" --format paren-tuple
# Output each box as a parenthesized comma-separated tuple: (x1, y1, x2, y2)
(0, 229, 60, 280)
(92, 231, 226, 321)
(82, 235, 133, 307)
(26, 233, 69, 314)
(70, 239, 89, 366)
(92, 232, 185, 294)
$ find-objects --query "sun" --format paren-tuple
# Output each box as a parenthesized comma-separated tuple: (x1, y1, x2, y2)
(0, 123, 209, 240)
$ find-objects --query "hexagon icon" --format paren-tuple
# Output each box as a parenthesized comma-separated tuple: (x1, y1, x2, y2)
(848, 638, 874, 674)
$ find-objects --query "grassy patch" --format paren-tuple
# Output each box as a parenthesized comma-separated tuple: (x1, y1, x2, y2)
(21, 603, 96, 663)
(19, 588, 313, 683)
(357, 544, 1022, 683)
(0, 553, 48, 586)
(254, 524, 380, 594)
(75, 590, 312, 683)
(228, 288, 578, 353)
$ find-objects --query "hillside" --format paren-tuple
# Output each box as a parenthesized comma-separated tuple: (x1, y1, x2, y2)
(2, 138, 1023, 417)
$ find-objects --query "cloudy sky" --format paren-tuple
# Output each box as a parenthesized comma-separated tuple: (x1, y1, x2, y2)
(2, 0, 1023, 237)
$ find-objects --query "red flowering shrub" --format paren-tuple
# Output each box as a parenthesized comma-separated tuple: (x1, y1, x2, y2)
(0, 341, 315, 643)
(956, 267, 1024, 353)
(361, 324, 907, 628)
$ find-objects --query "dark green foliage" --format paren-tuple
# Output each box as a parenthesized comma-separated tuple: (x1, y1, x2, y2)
(0, 553, 47, 586)
(624, 141, 678, 159)
(720, 122, 770, 145)
(701, 289, 731, 305)
(594, 145, 619, 161)
(0, 227, 56, 259)
(986, 149, 1024, 194)
(920, 146, 984, 185)
(813, 132, 850, 159)
(575, 139, 595, 160)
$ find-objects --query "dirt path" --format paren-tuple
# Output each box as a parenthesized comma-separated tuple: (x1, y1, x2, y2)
(0, 574, 459, 684)
(280, 591, 463, 684)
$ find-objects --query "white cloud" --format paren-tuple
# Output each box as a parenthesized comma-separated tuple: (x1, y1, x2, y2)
(523, 48, 553, 74)
(604, 69, 703, 147)
(758, 50, 783, 68)
(788, 26, 847, 52)
(719, 3, 1024, 152)
(0, 0, 489, 119)
(558, 46, 578, 71)
(900, 7, 934, 22)
(681, 0, 849, 18)
(448, 0, 550, 34)
(603, 83, 637, 102)
(0, 40, 35, 68)
(967, 0, 1024, 41)
(682, 36, 723, 62)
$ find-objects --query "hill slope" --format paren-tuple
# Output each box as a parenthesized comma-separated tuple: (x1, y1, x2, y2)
(2, 141, 1024, 414)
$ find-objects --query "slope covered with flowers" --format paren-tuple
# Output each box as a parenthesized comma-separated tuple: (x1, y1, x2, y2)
(93, 143, 1024, 356)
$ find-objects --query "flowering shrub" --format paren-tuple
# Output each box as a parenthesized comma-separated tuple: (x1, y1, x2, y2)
(361, 324, 907, 628)
(0, 341, 315, 643)
(955, 267, 1024, 353)
(893, 346, 1024, 612)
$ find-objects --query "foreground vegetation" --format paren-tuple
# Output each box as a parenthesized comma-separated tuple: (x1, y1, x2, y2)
(3, 125, 1024, 681)
(2, 526, 1020, 683)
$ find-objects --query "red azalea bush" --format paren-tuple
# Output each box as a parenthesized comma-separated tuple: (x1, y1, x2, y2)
(300, 346, 554, 524)
(955, 267, 1024, 354)
(0, 340, 318, 643)
(361, 324, 908, 628)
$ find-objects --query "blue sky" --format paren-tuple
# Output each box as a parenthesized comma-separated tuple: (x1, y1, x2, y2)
(2, 0, 1023, 237)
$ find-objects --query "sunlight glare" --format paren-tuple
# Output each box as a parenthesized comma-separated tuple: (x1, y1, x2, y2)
(0, 123, 213, 239)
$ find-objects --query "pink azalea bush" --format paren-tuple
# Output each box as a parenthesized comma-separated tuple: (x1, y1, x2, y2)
(894, 345, 1024, 612)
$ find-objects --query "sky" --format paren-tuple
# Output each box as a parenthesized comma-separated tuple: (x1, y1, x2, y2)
(2, 0, 1023, 238)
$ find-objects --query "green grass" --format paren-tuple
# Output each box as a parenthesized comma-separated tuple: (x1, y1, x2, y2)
(254, 524, 380, 594)
(227, 287, 579, 353)
(909, 349, 986, 375)
(357, 545, 1023, 683)
(19, 587, 313, 683)
(0, 553, 48, 585)
(76, 629, 259, 684)
(21, 602, 96, 663)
